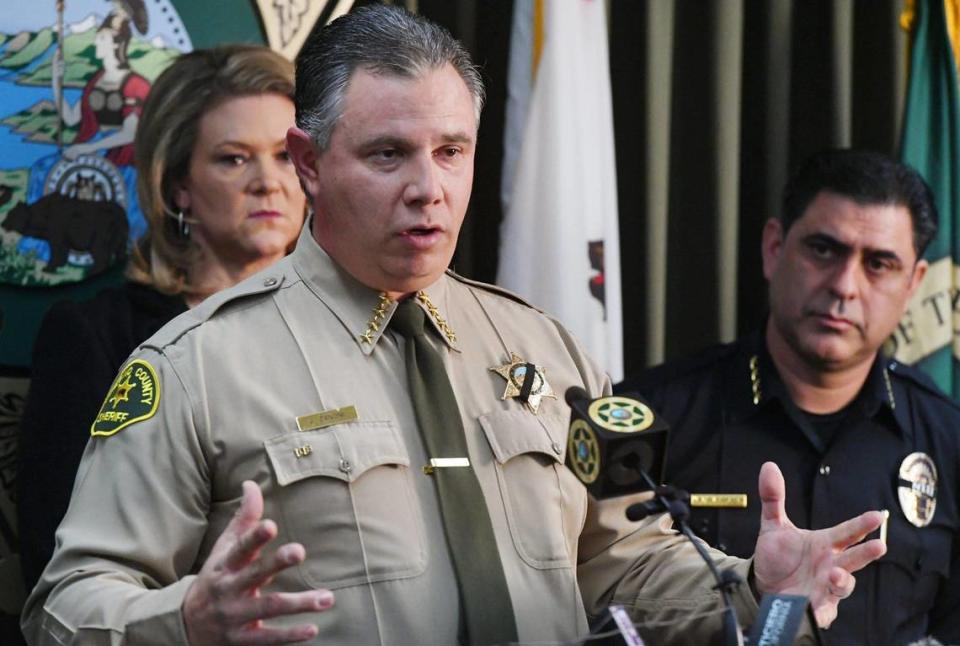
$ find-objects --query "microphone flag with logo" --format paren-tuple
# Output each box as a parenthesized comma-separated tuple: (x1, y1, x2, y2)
(564, 387, 668, 499)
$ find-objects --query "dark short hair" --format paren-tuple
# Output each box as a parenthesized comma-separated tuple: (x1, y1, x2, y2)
(294, 4, 485, 150)
(780, 149, 939, 259)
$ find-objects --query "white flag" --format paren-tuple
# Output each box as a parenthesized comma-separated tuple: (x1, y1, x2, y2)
(498, 0, 623, 380)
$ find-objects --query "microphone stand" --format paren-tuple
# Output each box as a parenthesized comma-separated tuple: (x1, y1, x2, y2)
(625, 471, 744, 646)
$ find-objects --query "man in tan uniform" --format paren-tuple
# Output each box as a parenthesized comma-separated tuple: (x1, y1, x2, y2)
(23, 5, 885, 645)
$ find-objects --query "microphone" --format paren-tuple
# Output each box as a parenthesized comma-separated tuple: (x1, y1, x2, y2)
(563, 387, 669, 500)
(565, 387, 744, 646)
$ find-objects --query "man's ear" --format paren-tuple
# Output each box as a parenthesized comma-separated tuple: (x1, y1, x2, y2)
(761, 218, 785, 281)
(287, 127, 322, 196)
(906, 258, 929, 301)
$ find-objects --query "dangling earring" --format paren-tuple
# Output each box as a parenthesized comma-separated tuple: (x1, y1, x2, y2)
(174, 209, 190, 239)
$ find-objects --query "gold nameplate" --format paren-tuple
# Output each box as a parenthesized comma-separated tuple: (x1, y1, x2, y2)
(423, 457, 470, 475)
(297, 406, 359, 432)
(690, 494, 748, 508)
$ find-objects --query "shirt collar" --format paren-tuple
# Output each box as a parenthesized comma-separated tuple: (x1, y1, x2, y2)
(725, 329, 903, 436)
(290, 220, 460, 355)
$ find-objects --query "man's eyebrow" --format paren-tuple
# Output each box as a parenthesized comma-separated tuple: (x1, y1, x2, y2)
(357, 135, 409, 151)
(802, 232, 905, 264)
(802, 232, 851, 253)
(865, 249, 904, 265)
(439, 131, 475, 145)
(357, 131, 475, 149)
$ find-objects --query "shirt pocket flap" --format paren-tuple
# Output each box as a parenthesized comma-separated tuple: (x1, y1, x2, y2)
(883, 516, 952, 577)
(478, 409, 567, 465)
(265, 421, 409, 486)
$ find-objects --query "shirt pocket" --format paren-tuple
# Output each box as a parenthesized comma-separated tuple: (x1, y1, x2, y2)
(880, 515, 951, 616)
(478, 409, 584, 569)
(264, 421, 426, 589)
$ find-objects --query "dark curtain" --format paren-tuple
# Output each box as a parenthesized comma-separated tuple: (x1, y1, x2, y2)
(416, 0, 906, 377)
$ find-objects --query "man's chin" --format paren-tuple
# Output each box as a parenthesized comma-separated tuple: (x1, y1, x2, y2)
(380, 270, 447, 299)
(800, 341, 866, 372)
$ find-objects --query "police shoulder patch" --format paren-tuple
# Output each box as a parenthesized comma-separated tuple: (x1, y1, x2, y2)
(91, 359, 161, 437)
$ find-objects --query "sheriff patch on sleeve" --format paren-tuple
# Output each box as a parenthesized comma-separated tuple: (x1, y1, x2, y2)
(91, 359, 161, 437)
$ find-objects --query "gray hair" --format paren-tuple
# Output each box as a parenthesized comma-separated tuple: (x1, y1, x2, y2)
(295, 4, 485, 150)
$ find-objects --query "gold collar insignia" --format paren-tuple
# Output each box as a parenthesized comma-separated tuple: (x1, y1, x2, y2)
(359, 293, 392, 345)
(416, 291, 457, 343)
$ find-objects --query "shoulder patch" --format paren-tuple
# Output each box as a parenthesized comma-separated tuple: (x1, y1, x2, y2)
(445, 269, 542, 312)
(91, 359, 161, 437)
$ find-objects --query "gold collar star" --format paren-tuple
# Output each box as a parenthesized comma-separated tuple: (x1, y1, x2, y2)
(490, 352, 556, 414)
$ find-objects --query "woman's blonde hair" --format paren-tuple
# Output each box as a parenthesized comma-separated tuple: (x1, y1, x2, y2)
(128, 45, 295, 293)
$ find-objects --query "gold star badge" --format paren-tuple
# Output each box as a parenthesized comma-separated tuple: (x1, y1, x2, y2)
(108, 376, 135, 408)
(490, 352, 556, 414)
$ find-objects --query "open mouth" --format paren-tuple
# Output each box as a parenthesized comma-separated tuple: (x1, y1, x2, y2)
(403, 225, 440, 236)
(398, 225, 443, 249)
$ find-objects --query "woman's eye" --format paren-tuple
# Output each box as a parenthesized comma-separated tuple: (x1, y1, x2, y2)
(219, 154, 246, 166)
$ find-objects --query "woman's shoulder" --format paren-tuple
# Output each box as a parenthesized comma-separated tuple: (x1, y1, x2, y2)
(39, 283, 185, 355)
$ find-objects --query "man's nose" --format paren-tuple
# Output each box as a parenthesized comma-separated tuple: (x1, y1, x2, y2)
(403, 155, 443, 207)
(828, 258, 861, 302)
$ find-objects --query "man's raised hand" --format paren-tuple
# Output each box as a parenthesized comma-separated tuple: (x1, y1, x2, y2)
(182, 481, 334, 645)
(752, 462, 886, 628)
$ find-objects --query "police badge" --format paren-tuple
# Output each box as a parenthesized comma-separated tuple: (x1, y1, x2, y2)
(897, 452, 938, 528)
(490, 352, 556, 414)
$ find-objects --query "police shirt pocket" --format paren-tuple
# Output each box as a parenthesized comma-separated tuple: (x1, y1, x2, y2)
(478, 409, 583, 569)
(264, 421, 426, 589)
(879, 516, 951, 614)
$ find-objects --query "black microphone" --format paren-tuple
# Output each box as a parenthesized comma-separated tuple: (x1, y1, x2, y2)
(563, 387, 669, 500)
(565, 387, 744, 646)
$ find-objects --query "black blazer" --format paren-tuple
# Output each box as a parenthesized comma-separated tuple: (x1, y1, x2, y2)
(17, 282, 186, 592)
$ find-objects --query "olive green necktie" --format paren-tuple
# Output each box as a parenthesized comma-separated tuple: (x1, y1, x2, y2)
(390, 299, 518, 646)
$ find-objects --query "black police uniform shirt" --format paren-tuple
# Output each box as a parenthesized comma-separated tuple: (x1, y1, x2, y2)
(616, 331, 960, 645)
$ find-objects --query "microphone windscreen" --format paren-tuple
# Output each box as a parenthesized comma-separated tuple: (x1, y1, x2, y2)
(565, 386, 589, 407)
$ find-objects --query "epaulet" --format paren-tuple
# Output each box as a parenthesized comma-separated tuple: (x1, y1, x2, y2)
(445, 269, 543, 312)
(616, 341, 737, 393)
(142, 271, 286, 350)
(886, 358, 960, 413)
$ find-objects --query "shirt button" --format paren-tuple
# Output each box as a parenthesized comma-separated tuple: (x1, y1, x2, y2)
(819, 465, 831, 476)
(339, 458, 352, 473)
(717, 542, 728, 552)
(551, 441, 562, 455)
(263, 277, 278, 287)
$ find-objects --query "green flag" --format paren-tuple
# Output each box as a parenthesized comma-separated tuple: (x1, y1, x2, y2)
(894, 0, 960, 397)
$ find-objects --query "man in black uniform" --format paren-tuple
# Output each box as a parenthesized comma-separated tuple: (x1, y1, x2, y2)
(617, 149, 960, 645)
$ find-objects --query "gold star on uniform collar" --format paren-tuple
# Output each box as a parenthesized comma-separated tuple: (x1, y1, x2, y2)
(491, 352, 556, 414)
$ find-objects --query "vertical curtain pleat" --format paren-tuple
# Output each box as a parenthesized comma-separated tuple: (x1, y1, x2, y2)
(832, 0, 855, 147)
(642, 0, 675, 366)
(713, 1, 744, 343)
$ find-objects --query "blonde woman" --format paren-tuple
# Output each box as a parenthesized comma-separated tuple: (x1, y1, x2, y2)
(17, 44, 306, 592)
